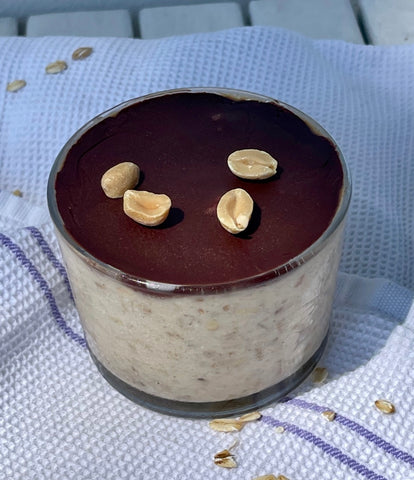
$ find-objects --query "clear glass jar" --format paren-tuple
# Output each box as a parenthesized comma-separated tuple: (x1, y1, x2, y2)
(48, 88, 351, 418)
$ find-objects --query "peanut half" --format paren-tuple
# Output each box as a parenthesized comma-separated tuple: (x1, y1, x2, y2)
(123, 190, 171, 227)
(227, 149, 277, 180)
(217, 188, 253, 234)
(101, 162, 140, 198)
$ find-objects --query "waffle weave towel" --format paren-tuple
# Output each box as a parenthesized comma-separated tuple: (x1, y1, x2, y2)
(1, 27, 413, 479)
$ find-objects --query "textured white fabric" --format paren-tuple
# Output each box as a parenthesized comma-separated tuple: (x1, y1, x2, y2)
(1, 28, 414, 479)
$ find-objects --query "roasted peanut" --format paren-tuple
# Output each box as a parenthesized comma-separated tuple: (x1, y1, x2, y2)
(217, 188, 253, 234)
(101, 162, 140, 198)
(228, 149, 277, 180)
(123, 190, 171, 226)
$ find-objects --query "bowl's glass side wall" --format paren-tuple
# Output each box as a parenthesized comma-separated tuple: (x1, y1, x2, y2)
(48, 87, 351, 416)
(56, 218, 345, 409)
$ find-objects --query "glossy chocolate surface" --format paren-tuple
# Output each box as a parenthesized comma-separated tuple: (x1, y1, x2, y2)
(55, 92, 344, 286)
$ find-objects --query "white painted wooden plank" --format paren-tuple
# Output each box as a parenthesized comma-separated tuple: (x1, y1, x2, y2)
(139, 3, 244, 39)
(249, 0, 364, 43)
(359, 0, 414, 45)
(0, 0, 249, 18)
(26, 10, 133, 37)
(0, 17, 18, 36)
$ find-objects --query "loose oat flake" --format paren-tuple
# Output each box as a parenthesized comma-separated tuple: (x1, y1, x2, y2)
(253, 476, 289, 480)
(311, 366, 328, 384)
(214, 448, 233, 459)
(72, 47, 93, 60)
(214, 448, 237, 469)
(209, 411, 262, 432)
(252, 475, 278, 480)
(239, 411, 262, 423)
(45, 60, 68, 74)
(209, 418, 244, 432)
(375, 399, 395, 414)
(7, 79, 26, 92)
(214, 456, 237, 468)
(321, 410, 336, 422)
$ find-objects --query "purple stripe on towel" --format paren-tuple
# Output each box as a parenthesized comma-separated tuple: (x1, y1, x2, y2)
(25, 226, 73, 300)
(261, 415, 389, 480)
(283, 397, 414, 467)
(1, 232, 86, 348)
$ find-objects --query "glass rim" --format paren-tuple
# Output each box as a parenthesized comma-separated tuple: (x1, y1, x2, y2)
(47, 87, 352, 294)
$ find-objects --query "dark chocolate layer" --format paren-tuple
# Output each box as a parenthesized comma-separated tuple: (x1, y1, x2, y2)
(55, 92, 344, 286)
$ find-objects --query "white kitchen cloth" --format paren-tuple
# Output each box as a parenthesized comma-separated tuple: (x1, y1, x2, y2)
(1, 27, 413, 479)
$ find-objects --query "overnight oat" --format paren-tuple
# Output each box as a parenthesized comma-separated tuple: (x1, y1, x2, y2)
(48, 88, 351, 417)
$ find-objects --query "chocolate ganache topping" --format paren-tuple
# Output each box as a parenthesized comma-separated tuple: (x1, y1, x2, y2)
(55, 92, 344, 286)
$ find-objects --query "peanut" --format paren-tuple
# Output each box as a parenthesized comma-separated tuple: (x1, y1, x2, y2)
(101, 162, 140, 198)
(123, 190, 171, 227)
(227, 149, 277, 180)
(217, 188, 253, 234)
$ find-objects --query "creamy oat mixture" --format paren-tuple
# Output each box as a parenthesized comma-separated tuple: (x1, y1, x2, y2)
(58, 223, 344, 402)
